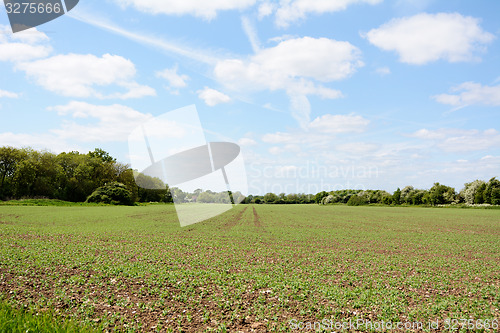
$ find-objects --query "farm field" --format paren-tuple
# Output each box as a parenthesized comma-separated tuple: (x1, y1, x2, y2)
(0, 204, 499, 332)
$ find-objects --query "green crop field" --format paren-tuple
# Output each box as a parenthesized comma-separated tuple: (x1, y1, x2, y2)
(0, 204, 499, 332)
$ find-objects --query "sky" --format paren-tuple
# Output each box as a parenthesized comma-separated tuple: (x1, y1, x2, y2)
(1, 0, 500, 195)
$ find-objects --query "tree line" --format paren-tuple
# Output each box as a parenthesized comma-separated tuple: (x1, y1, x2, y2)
(314, 179, 500, 206)
(1, 146, 498, 206)
(0, 146, 172, 203)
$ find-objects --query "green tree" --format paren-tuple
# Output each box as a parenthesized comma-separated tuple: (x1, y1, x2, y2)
(392, 188, 401, 205)
(463, 180, 486, 205)
(263, 192, 279, 204)
(196, 191, 215, 203)
(86, 182, 134, 205)
(474, 182, 486, 204)
(170, 187, 187, 203)
(491, 188, 500, 205)
(88, 148, 116, 163)
(426, 183, 456, 205)
(0, 147, 24, 198)
(314, 191, 329, 204)
(347, 195, 366, 206)
(400, 186, 414, 204)
(117, 168, 139, 202)
(482, 177, 497, 204)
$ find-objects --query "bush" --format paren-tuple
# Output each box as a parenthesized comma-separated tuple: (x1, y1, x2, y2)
(347, 195, 367, 206)
(492, 188, 500, 205)
(86, 182, 134, 206)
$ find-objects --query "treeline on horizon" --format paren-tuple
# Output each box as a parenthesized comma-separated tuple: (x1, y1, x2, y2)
(0, 146, 172, 204)
(0, 146, 499, 206)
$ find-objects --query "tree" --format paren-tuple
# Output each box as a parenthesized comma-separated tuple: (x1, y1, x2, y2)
(117, 168, 139, 202)
(314, 191, 329, 204)
(196, 191, 215, 203)
(347, 195, 366, 206)
(427, 183, 456, 205)
(463, 180, 486, 205)
(0, 147, 24, 198)
(392, 188, 401, 205)
(409, 190, 426, 205)
(232, 191, 245, 204)
(263, 192, 279, 204)
(321, 195, 334, 205)
(400, 186, 414, 204)
(474, 182, 486, 204)
(88, 148, 116, 163)
(86, 182, 134, 205)
(492, 188, 500, 205)
(170, 187, 187, 203)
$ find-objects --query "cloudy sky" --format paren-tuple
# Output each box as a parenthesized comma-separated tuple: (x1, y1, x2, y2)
(1, 0, 499, 195)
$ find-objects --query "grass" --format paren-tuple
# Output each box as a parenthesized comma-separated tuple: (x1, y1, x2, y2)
(0, 199, 104, 207)
(0, 298, 96, 332)
(0, 204, 499, 331)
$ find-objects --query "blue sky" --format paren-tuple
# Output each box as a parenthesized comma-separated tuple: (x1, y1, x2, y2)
(1, 0, 499, 195)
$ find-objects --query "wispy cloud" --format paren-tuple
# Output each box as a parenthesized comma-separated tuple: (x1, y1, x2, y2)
(241, 16, 261, 53)
(68, 10, 220, 65)
(433, 82, 500, 109)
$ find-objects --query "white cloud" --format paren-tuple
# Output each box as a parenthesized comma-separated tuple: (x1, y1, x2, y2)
(308, 114, 370, 134)
(112, 0, 257, 20)
(17, 53, 156, 99)
(269, 146, 283, 155)
(262, 132, 295, 144)
(337, 142, 379, 154)
(156, 65, 190, 89)
(0, 89, 19, 98)
(215, 37, 361, 93)
(0, 25, 52, 62)
(433, 82, 500, 107)
(214, 37, 361, 126)
(410, 128, 500, 152)
(258, 1, 275, 20)
(375, 67, 391, 76)
(275, 0, 382, 28)
(241, 16, 261, 53)
(49, 101, 153, 142)
(261, 113, 370, 147)
(69, 11, 219, 65)
(267, 144, 300, 155)
(0, 132, 80, 153)
(10, 29, 50, 44)
(238, 138, 257, 146)
(197, 87, 231, 106)
(364, 13, 495, 64)
(289, 94, 311, 129)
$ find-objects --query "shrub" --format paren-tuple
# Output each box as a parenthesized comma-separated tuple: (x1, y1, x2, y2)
(86, 182, 134, 206)
(347, 195, 367, 206)
(491, 188, 500, 205)
(463, 180, 486, 205)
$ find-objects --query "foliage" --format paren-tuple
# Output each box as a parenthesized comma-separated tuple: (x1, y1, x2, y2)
(1, 146, 498, 207)
(425, 183, 456, 205)
(463, 180, 486, 205)
(85, 182, 134, 206)
(346, 195, 365, 206)
(392, 187, 401, 205)
(400, 186, 414, 204)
